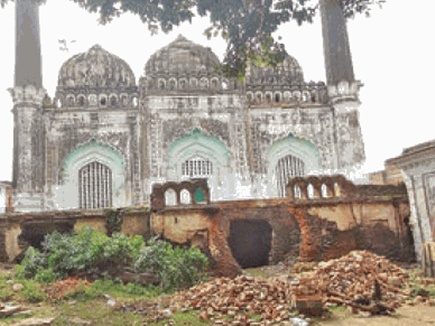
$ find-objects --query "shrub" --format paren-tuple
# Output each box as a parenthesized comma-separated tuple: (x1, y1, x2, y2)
(34, 268, 56, 284)
(19, 246, 47, 279)
(19, 227, 146, 280)
(101, 232, 144, 270)
(18, 229, 208, 293)
(135, 237, 208, 291)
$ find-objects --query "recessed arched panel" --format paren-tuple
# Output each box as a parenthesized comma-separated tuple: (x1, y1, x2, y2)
(58, 139, 125, 209)
(180, 189, 191, 204)
(194, 188, 206, 203)
(164, 188, 177, 206)
(267, 135, 320, 197)
(167, 130, 230, 200)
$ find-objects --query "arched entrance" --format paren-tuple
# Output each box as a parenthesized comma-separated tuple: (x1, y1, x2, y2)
(228, 220, 272, 268)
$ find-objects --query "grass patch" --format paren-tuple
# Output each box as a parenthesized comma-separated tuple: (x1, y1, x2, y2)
(327, 304, 347, 313)
(0, 275, 14, 301)
(243, 268, 269, 278)
(20, 279, 47, 303)
(149, 310, 209, 325)
(51, 299, 144, 325)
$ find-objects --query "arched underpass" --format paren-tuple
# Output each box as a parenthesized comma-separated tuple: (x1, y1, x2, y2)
(19, 221, 75, 251)
(228, 219, 272, 268)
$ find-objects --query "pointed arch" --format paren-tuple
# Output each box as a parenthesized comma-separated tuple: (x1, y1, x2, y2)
(168, 129, 229, 174)
(58, 139, 125, 209)
(267, 135, 320, 197)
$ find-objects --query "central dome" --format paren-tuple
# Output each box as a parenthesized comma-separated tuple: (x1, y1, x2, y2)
(145, 35, 221, 76)
(246, 54, 304, 85)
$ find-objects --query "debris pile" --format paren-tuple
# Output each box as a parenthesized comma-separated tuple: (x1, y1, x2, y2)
(171, 275, 295, 323)
(47, 277, 90, 300)
(299, 250, 412, 315)
(169, 251, 417, 320)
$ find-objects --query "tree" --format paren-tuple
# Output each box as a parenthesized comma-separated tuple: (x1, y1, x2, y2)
(1, 0, 385, 77)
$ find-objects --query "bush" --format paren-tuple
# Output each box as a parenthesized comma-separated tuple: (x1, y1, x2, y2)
(43, 227, 108, 278)
(34, 268, 56, 284)
(19, 246, 47, 279)
(19, 227, 146, 280)
(135, 237, 208, 291)
(18, 229, 208, 292)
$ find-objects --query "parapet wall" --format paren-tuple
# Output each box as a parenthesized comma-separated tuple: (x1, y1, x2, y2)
(151, 176, 413, 276)
(0, 176, 414, 279)
(0, 207, 151, 262)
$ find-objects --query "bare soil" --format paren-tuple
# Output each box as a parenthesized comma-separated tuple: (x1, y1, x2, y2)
(319, 304, 435, 325)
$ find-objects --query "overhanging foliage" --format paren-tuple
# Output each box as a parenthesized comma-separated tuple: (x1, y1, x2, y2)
(2, 0, 385, 76)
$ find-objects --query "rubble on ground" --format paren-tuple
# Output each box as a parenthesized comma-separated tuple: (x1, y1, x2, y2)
(171, 274, 295, 323)
(47, 277, 90, 300)
(168, 250, 426, 321)
(296, 250, 413, 315)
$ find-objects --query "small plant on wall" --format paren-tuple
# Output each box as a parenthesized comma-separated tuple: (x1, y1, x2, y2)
(106, 208, 124, 236)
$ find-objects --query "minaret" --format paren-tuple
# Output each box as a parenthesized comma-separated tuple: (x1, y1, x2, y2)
(319, 0, 365, 171)
(320, 0, 355, 86)
(14, 0, 43, 88)
(8, 0, 46, 211)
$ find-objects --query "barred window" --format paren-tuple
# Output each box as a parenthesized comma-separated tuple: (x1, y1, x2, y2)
(79, 161, 112, 209)
(181, 157, 212, 178)
(275, 155, 305, 197)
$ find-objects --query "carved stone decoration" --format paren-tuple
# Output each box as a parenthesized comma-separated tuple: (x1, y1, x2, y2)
(8, 85, 46, 106)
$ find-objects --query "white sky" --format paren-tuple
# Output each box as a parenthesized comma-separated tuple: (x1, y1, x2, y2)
(0, 0, 434, 181)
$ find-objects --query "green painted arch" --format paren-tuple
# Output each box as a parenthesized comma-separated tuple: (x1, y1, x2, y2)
(168, 129, 229, 170)
(266, 134, 320, 174)
(62, 139, 124, 182)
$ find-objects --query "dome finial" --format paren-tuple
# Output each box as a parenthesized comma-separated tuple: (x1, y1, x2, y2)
(176, 34, 187, 41)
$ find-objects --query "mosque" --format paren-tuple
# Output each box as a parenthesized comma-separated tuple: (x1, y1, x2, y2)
(9, 0, 365, 211)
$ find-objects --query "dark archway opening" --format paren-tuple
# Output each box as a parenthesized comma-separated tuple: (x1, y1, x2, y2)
(19, 221, 75, 251)
(228, 220, 272, 268)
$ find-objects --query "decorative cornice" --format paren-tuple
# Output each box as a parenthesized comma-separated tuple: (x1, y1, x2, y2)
(327, 80, 362, 105)
(8, 85, 46, 106)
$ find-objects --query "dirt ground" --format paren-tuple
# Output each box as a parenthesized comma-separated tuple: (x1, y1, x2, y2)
(319, 304, 435, 325)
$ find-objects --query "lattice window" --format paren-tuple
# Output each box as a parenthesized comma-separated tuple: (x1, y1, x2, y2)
(79, 162, 112, 209)
(181, 157, 213, 178)
(275, 155, 305, 197)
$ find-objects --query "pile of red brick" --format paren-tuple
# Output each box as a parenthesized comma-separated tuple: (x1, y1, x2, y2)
(171, 250, 418, 320)
(298, 250, 412, 314)
(171, 275, 294, 323)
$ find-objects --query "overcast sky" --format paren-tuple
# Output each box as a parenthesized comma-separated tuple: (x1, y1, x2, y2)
(0, 0, 434, 181)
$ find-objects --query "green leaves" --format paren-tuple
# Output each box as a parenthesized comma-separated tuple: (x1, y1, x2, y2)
(134, 237, 208, 291)
(18, 228, 207, 292)
(20, 227, 146, 280)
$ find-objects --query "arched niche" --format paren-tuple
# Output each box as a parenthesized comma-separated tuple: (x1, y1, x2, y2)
(266, 135, 320, 198)
(180, 189, 192, 204)
(167, 130, 230, 198)
(164, 188, 177, 206)
(58, 139, 125, 209)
